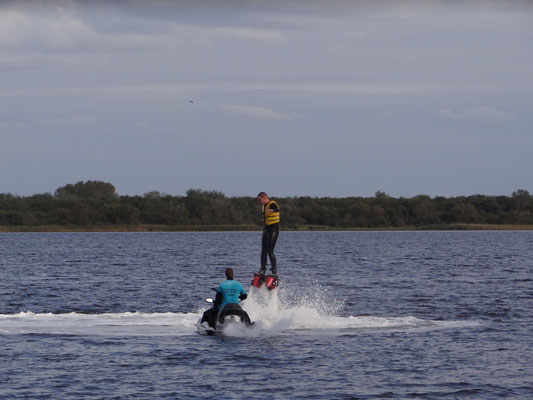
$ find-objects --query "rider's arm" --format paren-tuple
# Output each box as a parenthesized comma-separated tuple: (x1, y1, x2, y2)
(238, 283, 247, 301)
(214, 290, 223, 308)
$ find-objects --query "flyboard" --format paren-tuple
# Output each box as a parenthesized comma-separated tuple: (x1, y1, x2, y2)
(252, 272, 279, 291)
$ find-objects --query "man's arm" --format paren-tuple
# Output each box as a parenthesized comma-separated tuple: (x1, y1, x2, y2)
(268, 203, 279, 213)
(238, 283, 247, 301)
(214, 290, 223, 308)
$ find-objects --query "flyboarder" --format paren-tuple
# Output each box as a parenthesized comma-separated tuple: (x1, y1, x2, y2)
(256, 192, 280, 276)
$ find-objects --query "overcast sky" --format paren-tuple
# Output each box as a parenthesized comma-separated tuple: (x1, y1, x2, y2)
(1, 0, 532, 198)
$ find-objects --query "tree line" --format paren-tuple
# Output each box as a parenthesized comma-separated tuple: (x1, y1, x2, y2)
(1, 181, 532, 230)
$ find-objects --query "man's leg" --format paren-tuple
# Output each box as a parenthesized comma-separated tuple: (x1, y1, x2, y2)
(201, 309, 209, 323)
(207, 307, 217, 328)
(267, 225, 279, 274)
(260, 228, 268, 274)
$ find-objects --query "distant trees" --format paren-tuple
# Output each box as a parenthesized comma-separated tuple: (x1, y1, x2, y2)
(55, 181, 117, 201)
(1, 181, 533, 229)
(511, 189, 531, 212)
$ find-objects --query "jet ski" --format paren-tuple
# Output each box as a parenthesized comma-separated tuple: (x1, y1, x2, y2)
(252, 272, 279, 290)
(196, 298, 254, 336)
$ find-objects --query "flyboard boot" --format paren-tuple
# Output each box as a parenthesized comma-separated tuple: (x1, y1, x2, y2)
(252, 269, 279, 291)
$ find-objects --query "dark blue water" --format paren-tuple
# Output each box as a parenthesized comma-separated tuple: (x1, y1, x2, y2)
(1, 231, 532, 399)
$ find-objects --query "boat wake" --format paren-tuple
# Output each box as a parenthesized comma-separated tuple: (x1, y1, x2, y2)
(221, 286, 479, 337)
(0, 284, 479, 337)
(0, 311, 199, 337)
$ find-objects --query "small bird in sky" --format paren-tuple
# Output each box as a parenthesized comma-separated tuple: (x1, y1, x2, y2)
(189, 100, 194, 103)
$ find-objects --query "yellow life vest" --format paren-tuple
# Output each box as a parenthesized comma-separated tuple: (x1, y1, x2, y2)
(263, 200, 280, 225)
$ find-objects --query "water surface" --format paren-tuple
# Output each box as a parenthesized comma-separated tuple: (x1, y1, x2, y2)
(0, 231, 531, 399)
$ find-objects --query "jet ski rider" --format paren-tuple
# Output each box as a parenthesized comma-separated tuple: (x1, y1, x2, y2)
(201, 267, 248, 328)
(257, 192, 280, 276)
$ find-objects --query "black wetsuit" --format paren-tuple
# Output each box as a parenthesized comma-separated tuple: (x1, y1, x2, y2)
(261, 202, 279, 274)
(201, 291, 222, 329)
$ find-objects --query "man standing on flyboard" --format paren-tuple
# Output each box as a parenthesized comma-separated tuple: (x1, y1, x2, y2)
(253, 192, 280, 290)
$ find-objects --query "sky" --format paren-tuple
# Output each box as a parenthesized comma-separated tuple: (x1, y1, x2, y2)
(1, 0, 532, 198)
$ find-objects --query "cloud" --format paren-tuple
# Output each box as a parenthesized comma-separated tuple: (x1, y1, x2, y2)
(221, 104, 295, 121)
(0, 81, 472, 101)
(0, 83, 216, 99)
(438, 107, 516, 122)
(228, 82, 462, 96)
(0, 120, 29, 130)
(0, 6, 171, 52)
(208, 26, 284, 43)
(46, 113, 96, 125)
(0, 4, 284, 55)
(0, 7, 94, 50)
(0, 9, 30, 47)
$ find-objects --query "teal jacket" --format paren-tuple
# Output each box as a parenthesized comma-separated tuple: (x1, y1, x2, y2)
(217, 279, 247, 308)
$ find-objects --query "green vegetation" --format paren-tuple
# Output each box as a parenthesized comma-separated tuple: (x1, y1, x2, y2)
(1, 181, 533, 231)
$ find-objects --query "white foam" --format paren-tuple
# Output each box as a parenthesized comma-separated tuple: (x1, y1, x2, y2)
(0, 289, 480, 337)
(228, 285, 481, 337)
(0, 311, 200, 336)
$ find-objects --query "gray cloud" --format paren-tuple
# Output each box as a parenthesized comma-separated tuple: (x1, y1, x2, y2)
(45, 113, 97, 125)
(221, 104, 295, 121)
(439, 107, 516, 122)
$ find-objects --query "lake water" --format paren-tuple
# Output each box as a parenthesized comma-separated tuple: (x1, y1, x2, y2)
(0, 231, 532, 399)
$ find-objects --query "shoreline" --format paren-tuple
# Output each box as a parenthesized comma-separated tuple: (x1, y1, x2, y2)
(2, 224, 533, 232)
